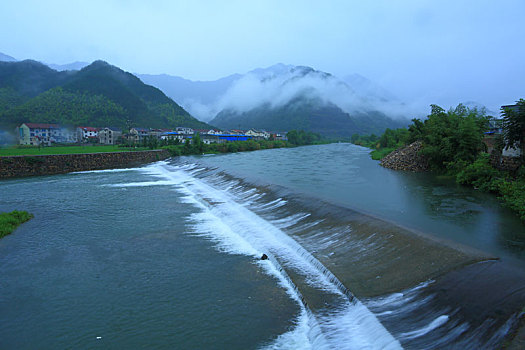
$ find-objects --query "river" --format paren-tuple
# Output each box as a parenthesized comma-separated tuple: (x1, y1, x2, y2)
(1, 143, 524, 349)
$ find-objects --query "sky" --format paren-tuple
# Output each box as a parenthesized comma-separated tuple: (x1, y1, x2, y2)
(1, 0, 524, 114)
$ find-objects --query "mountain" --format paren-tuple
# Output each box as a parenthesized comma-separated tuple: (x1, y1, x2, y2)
(140, 63, 411, 137)
(0, 60, 211, 130)
(209, 64, 409, 137)
(0, 60, 73, 97)
(0, 52, 17, 62)
(212, 97, 406, 137)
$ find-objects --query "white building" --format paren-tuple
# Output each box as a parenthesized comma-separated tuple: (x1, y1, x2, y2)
(76, 126, 99, 143)
(17, 123, 77, 146)
(175, 127, 194, 135)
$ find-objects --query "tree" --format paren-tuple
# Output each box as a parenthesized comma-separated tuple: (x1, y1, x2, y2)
(408, 104, 489, 170)
(501, 98, 525, 155)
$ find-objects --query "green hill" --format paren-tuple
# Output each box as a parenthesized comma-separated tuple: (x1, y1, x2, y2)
(0, 60, 211, 130)
(211, 97, 407, 137)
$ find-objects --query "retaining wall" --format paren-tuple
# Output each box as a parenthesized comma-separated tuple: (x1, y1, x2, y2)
(0, 150, 170, 179)
(490, 152, 523, 172)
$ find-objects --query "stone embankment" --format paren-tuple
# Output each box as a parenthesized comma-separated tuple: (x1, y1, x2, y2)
(490, 151, 523, 172)
(379, 141, 429, 172)
(0, 149, 170, 179)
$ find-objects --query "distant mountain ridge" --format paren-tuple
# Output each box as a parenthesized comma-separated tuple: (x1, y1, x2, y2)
(0, 60, 211, 130)
(0, 52, 17, 62)
(139, 63, 411, 137)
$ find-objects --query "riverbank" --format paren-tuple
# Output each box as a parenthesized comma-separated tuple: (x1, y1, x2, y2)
(0, 149, 170, 179)
(0, 145, 148, 156)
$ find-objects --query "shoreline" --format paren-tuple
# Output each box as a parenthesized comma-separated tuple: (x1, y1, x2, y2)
(0, 149, 170, 179)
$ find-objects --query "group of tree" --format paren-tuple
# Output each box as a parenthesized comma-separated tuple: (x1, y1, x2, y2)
(352, 101, 525, 220)
(285, 130, 322, 145)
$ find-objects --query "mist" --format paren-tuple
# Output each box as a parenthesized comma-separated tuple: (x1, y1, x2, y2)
(0, 130, 16, 146)
(180, 64, 423, 122)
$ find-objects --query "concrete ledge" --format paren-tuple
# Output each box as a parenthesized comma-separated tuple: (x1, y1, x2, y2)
(0, 149, 170, 179)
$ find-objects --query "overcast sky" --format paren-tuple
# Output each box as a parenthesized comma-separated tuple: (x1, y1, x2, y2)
(1, 0, 524, 114)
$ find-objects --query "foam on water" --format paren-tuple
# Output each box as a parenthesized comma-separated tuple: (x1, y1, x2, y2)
(141, 162, 402, 349)
(71, 167, 141, 174)
(399, 315, 449, 340)
(104, 180, 176, 187)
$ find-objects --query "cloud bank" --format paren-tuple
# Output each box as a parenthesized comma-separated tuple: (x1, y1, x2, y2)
(179, 64, 423, 122)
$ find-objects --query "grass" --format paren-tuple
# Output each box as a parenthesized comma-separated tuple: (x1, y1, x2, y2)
(0, 145, 148, 156)
(370, 147, 396, 160)
(0, 210, 34, 239)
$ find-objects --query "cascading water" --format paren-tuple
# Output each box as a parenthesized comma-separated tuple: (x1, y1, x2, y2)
(139, 162, 402, 349)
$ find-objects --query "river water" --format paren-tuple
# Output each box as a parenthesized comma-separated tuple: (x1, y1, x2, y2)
(1, 143, 524, 349)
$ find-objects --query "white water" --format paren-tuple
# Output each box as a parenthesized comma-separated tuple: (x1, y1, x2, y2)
(128, 162, 402, 350)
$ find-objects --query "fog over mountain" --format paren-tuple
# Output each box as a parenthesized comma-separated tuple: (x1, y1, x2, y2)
(47, 61, 89, 71)
(140, 64, 417, 123)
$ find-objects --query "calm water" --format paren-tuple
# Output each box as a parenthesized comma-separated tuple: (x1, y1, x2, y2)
(1, 143, 524, 349)
(196, 143, 525, 264)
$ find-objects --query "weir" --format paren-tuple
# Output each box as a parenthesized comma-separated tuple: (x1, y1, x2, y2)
(131, 160, 525, 349)
(142, 162, 402, 349)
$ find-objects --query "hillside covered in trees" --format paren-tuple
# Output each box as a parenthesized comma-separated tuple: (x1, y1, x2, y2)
(0, 60, 211, 130)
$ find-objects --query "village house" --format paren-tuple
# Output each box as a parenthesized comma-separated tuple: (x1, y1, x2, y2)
(129, 127, 151, 143)
(17, 123, 57, 146)
(76, 126, 99, 143)
(245, 129, 270, 140)
(160, 131, 184, 142)
(228, 129, 246, 135)
(175, 127, 194, 135)
(271, 132, 288, 141)
(98, 127, 122, 145)
(17, 123, 77, 146)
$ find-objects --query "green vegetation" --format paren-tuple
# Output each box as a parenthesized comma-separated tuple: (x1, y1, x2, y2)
(0, 210, 33, 239)
(351, 128, 409, 160)
(0, 145, 147, 156)
(353, 102, 525, 221)
(0, 60, 211, 130)
(162, 130, 321, 157)
(501, 98, 525, 155)
(410, 104, 489, 171)
(286, 130, 322, 145)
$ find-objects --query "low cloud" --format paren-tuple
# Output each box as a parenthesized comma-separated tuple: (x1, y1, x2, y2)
(181, 65, 426, 122)
(0, 130, 17, 146)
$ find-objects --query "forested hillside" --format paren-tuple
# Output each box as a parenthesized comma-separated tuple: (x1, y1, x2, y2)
(0, 60, 211, 130)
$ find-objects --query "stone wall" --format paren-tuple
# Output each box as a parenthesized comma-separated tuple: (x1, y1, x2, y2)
(380, 141, 429, 172)
(490, 151, 523, 172)
(0, 150, 170, 179)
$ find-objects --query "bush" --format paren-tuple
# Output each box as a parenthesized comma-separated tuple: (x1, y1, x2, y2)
(497, 179, 525, 221)
(456, 154, 500, 191)
(0, 210, 34, 238)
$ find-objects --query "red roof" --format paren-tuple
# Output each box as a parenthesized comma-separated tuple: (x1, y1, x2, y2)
(78, 126, 99, 131)
(23, 123, 59, 129)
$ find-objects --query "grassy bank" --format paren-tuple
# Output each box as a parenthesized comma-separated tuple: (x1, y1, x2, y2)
(0, 210, 33, 238)
(0, 145, 147, 156)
